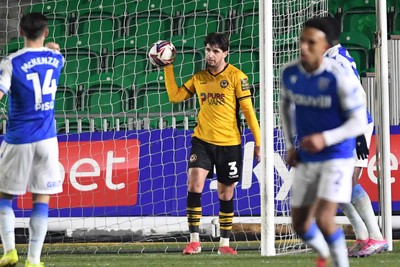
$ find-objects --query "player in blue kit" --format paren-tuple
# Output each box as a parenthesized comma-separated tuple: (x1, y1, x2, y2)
(0, 13, 64, 267)
(280, 17, 367, 267)
(322, 16, 388, 257)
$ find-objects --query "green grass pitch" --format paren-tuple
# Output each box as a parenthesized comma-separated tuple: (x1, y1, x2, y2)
(9, 241, 400, 266)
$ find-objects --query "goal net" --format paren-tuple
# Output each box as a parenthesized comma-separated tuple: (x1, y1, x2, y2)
(0, 0, 328, 255)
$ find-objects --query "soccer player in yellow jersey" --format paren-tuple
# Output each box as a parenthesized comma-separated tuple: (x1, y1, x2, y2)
(163, 32, 261, 255)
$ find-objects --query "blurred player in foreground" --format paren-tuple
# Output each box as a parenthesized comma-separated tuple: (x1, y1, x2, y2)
(163, 32, 261, 255)
(322, 16, 388, 258)
(0, 13, 64, 267)
(280, 17, 367, 267)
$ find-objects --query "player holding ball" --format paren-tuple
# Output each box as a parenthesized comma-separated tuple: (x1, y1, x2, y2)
(152, 32, 261, 255)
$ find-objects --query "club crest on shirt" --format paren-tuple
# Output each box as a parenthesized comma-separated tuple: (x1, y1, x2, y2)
(290, 75, 298, 84)
(318, 77, 330, 91)
(220, 80, 228, 88)
(241, 78, 250, 91)
(189, 154, 197, 162)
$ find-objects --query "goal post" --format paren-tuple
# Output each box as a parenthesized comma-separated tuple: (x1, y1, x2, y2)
(375, 0, 393, 251)
(259, 0, 275, 257)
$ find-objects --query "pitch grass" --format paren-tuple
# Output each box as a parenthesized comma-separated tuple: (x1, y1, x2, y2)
(11, 241, 400, 267)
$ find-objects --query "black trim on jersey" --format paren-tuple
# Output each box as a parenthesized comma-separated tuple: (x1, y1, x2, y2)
(236, 97, 241, 134)
(182, 84, 194, 96)
(207, 63, 230, 77)
(237, 95, 252, 101)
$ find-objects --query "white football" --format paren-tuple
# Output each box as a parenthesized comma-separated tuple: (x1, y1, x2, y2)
(148, 40, 177, 67)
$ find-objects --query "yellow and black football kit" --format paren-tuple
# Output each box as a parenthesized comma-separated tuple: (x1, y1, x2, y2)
(164, 63, 261, 147)
(164, 61, 260, 240)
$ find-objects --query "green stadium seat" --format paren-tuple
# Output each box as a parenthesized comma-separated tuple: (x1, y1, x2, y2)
(228, 50, 260, 85)
(129, 0, 174, 16)
(58, 71, 90, 95)
(235, 13, 259, 40)
(173, 50, 203, 81)
(274, 30, 299, 64)
(250, 83, 276, 115)
(389, 0, 400, 32)
(58, 36, 101, 91)
(168, 35, 205, 83)
(81, 72, 130, 131)
(328, 0, 339, 17)
(229, 33, 258, 50)
(126, 12, 172, 42)
(28, 0, 78, 14)
(229, 33, 260, 86)
(55, 87, 76, 114)
(339, 31, 372, 72)
(340, 0, 376, 44)
(75, 2, 123, 43)
(1, 38, 24, 55)
(231, 1, 259, 37)
(173, 2, 227, 38)
(27, 1, 72, 37)
(106, 36, 149, 81)
(47, 16, 70, 38)
(133, 72, 181, 115)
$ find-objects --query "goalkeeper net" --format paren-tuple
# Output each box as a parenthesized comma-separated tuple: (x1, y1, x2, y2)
(0, 0, 328, 255)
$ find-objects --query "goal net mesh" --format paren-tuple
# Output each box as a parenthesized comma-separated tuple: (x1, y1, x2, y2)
(0, 0, 328, 254)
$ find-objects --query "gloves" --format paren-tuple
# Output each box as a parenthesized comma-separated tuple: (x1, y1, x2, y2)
(355, 135, 369, 160)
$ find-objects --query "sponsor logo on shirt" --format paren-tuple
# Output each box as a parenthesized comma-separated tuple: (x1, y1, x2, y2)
(286, 90, 332, 108)
(241, 78, 250, 91)
(200, 92, 225, 105)
(318, 77, 330, 91)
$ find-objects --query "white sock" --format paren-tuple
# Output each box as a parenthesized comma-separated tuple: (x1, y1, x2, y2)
(219, 237, 230, 247)
(300, 223, 330, 259)
(27, 203, 49, 264)
(190, 232, 199, 243)
(351, 184, 384, 240)
(325, 228, 349, 267)
(339, 202, 369, 240)
(0, 199, 15, 253)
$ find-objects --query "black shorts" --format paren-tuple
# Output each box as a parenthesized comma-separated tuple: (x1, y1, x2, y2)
(188, 137, 243, 185)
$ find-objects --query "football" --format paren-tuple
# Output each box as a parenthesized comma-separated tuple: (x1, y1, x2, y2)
(148, 40, 177, 67)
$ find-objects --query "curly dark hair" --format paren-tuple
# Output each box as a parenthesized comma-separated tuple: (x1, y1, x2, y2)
(204, 32, 229, 52)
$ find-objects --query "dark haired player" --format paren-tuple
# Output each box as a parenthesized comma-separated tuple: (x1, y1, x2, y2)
(0, 13, 64, 267)
(281, 17, 367, 267)
(163, 32, 261, 255)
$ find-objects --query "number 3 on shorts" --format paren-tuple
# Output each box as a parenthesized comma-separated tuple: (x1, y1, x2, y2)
(228, 161, 238, 178)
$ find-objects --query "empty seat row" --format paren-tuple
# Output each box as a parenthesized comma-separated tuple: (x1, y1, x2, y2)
(326, 0, 400, 72)
(53, 113, 198, 133)
(27, 0, 260, 41)
(330, 0, 400, 42)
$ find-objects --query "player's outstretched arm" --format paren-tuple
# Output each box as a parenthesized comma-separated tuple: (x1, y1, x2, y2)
(163, 65, 192, 103)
